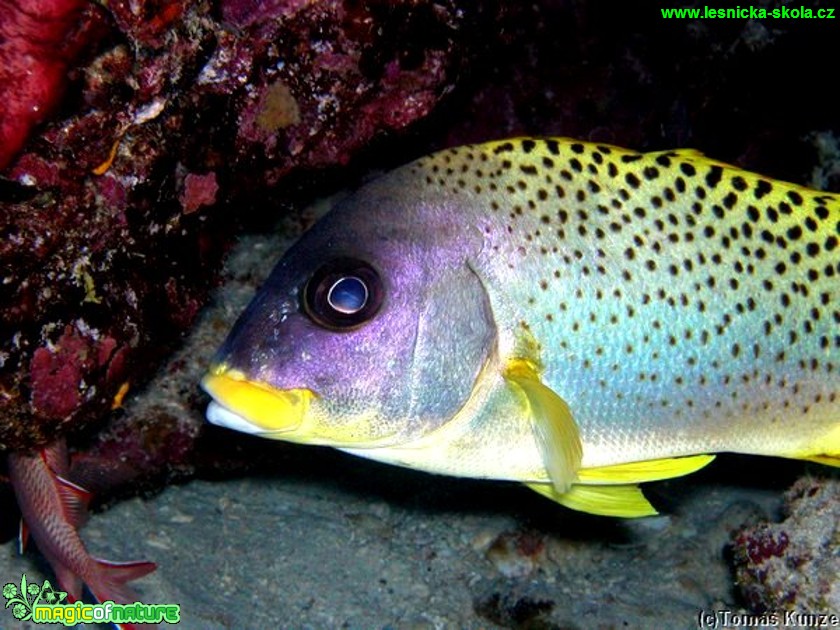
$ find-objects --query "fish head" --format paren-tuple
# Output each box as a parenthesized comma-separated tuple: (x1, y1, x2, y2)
(202, 170, 497, 449)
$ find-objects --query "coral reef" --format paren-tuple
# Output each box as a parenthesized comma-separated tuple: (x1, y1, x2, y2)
(0, 0, 464, 453)
(731, 477, 840, 613)
(0, 0, 108, 169)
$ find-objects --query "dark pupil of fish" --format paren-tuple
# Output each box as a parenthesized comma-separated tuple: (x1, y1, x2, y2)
(327, 276, 368, 314)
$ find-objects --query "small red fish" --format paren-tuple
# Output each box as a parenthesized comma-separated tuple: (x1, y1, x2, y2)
(7, 440, 156, 610)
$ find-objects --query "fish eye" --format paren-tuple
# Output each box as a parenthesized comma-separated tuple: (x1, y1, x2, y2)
(327, 276, 368, 314)
(303, 258, 383, 330)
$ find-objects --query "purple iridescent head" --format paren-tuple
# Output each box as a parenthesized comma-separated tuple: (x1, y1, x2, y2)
(202, 166, 496, 448)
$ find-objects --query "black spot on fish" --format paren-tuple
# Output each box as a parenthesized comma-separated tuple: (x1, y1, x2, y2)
(522, 139, 536, 153)
(494, 142, 514, 154)
(723, 192, 738, 209)
(625, 173, 641, 189)
(705, 166, 723, 188)
(643, 166, 659, 180)
(787, 190, 803, 206)
(732, 176, 748, 191)
(545, 139, 560, 155)
(754, 180, 773, 200)
(570, 143, 585, 154)
(621, 154, 643, 163)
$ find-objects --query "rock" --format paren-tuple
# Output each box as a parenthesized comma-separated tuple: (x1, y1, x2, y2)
(730, 477, 840, 613)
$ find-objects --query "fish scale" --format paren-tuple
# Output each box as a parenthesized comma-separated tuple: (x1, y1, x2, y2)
(409, 138, 838, 466)
(202, 136, 839, 517)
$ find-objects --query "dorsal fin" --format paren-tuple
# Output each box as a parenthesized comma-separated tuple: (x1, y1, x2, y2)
(649, 147, 707, 160)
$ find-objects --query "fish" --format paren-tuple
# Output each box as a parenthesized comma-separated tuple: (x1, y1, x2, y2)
(202, 137, 839, 517)
(7, 440, 156, 613)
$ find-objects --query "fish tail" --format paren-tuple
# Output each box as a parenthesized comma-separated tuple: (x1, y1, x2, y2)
(89, 558, 157, 605)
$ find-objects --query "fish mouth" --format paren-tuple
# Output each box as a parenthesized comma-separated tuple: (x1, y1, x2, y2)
(201, 367, 315, 436)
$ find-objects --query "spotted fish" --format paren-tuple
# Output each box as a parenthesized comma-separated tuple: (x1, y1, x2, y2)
(202, 137, 839, 517)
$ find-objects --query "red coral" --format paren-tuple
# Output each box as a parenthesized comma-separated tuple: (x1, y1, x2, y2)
(0, 0, 105, 170)
(179, 172, 219, 214)
(29, 325, 117, 419)
(737, 528, 790, 565)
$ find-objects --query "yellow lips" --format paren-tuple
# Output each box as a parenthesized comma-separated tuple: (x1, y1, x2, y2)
(201, 367, 314, 432)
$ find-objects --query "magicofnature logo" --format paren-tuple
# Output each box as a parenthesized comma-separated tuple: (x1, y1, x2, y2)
(3, 573, 67, 621)
(3, 573, 180, 626)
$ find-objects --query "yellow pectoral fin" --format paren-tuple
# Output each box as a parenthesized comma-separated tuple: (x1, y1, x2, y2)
(504, 359, 582, 494)
(577, 454, 716, 485)
(525, 482, 658, 518)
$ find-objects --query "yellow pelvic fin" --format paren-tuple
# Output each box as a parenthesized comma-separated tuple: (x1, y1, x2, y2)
(505, 359, 582, 494)
(577, 454, 716, 485)
(525, 482, 658, 518)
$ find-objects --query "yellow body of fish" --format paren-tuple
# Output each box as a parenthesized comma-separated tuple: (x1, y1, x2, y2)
(203, 138, 839, 517)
